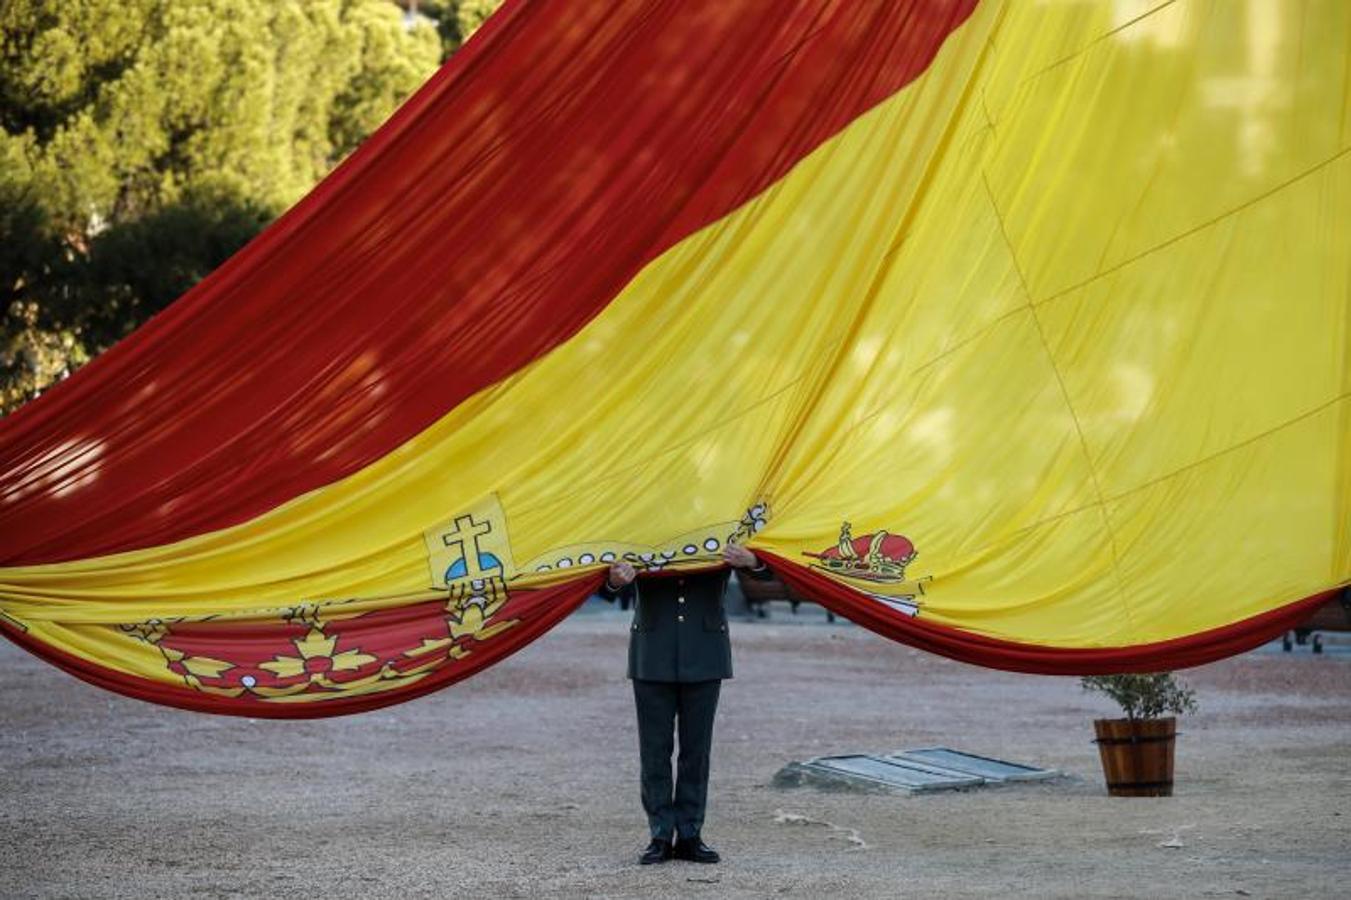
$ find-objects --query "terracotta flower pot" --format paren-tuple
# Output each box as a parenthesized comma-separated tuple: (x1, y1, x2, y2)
(1092, 716, 1177, 797)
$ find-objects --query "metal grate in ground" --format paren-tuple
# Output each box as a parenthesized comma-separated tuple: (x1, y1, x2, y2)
(774, 747, 1058, 794)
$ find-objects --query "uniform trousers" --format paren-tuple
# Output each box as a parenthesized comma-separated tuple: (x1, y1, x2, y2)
(632, 678, 721, 840)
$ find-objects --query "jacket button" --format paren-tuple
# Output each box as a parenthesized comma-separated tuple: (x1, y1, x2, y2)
(632, 624, 638, 630)
(720, 624, 726, 631)
(677, 596, 685, 604)
(677, 615, 685, 623)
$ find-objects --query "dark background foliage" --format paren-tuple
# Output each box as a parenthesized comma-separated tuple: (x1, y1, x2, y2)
(1, 0, 501, 414)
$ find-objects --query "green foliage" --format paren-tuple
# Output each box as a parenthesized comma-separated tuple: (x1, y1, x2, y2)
(1080, 673, 1199, 721)
(409, 0, 503, 60)
(1, 0, 448, 413)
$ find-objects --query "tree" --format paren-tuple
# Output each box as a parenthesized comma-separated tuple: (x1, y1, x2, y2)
(1, 0, 445, 413)
(401, 0, 503, 60)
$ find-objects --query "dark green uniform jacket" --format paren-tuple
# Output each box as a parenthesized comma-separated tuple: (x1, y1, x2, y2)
(601, 565, 775, 682)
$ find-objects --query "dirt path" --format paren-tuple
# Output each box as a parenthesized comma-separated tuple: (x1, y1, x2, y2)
(2, 605, 1347, 898)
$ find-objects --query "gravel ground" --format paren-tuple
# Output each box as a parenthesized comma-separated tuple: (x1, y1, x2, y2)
(1, 602, 1347, 899)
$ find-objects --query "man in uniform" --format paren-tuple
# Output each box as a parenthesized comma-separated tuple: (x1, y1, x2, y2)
(600, 542, 775, 865)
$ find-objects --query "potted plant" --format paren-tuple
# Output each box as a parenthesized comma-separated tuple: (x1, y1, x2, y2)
(1081, 673, 1198, 797)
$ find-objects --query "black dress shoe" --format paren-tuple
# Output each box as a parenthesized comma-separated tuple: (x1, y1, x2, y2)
(639, 837, 674, 865)
(673, 835, 720, 863)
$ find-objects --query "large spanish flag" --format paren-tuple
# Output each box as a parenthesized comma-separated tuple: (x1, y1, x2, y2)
(1, 0, 1347, 716)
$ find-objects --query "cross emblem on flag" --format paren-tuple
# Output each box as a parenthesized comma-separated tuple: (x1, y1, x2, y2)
(423, 494, 518, 590)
